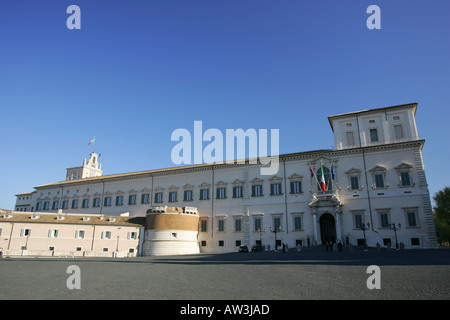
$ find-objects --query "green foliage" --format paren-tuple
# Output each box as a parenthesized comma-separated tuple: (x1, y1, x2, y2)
(433, 187, 450, 245)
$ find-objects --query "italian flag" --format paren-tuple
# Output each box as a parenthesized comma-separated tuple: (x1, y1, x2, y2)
(88, 136, 96, 145)
(320, 164, 327, 192)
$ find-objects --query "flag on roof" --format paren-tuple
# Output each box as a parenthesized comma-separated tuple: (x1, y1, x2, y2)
(88, 136, 96, 145)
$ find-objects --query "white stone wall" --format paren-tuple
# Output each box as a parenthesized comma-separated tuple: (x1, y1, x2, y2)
(143, 229, 200, 256)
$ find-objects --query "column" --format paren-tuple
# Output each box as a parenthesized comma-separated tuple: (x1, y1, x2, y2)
(335, 208, 342, 243)
(312, 209, 319, 245)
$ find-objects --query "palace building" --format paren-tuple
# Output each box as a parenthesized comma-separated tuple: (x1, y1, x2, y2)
(8, 103, 438, 256)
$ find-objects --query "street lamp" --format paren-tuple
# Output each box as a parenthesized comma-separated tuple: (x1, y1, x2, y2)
(390, 223, 401, 249)
(270, 225, 282, 250)
(357, 222, 370, 249)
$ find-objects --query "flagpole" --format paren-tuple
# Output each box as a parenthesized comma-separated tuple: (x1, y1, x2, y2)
(309, 162, 322, 192)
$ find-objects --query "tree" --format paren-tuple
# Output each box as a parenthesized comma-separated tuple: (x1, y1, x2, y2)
(433, 187, 450, 246)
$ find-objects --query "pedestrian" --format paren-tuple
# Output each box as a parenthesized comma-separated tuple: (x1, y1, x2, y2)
(0, 247, 3, 259)
(282, 243, 286, 253)
(337, 240, 343, 252)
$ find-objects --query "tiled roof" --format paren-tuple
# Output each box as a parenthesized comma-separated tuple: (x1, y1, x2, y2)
(0, 211, 146, 227)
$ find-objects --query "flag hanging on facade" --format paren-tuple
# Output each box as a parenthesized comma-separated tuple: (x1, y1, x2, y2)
(320, 163, 327, 192)
(310, 165, 315, 178)
(88, 136, 96, 145)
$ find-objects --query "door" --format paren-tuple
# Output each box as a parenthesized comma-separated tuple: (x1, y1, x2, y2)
(320, 213, 336, 244)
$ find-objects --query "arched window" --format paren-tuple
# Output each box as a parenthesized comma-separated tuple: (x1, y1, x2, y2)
(316, 166, 333, 191)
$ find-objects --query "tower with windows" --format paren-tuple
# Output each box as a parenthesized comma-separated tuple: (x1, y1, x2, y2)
(66, 152, 103, 180)
(328, 103, 419, 150)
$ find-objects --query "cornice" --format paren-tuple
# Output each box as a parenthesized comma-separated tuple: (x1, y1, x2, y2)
(33, 140, 425, 190)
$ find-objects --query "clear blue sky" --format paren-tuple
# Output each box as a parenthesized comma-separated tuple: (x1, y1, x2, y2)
(1, 0, 449, 210)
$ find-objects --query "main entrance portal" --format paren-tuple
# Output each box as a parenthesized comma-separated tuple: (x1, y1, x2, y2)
(320, 213, 336, 244)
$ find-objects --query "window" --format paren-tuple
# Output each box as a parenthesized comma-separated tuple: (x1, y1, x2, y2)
(216, 187, 226, 199)
(52, 201, 59, 210)
(128, 194, 137, 205)
(154, 192, 163, 203)
(218, 219, 225, 232)
(235, 219, 242, 232)
(254, 217, 262, 232)
(71, 199, 78, 209)
(115, 195, 123, 206)
(48, 229, 58, 238)
(346, 131, 355, 146)
(62, 200, 68, 209)
(82, 199, 89, 208)
(218, 240, 225, 247)
(273, 217, 281, 230)
(104, 196, 111, 207)
(184, 190, 193, 201)
(394, 124, 404, 140)
(200, 189, 209, 200)
(102, 231, 112, 239)
(270, 183, 282, 196)
(43, 201, 49, 210)
(411, 238, 420, 246)
(200, 220, 208, 232)
(293, 216, 302, 231)
(404, 208, 418, 227)
(20, 229, 31, 237)
(395, 163, 413, 188)
(168, 191, 177, 202)
(233, 186, 243, 198)
(378, 210, 390, 228)
(75, 230, 85, 239)
(370, 165, 387, 189)
(400, 171, 411, 187)
(36, 202, 42, 211)
(407, 211, 417, 227)
(374, 174, 384, 188)
(141, 193, 150, 204)
(128, 232, 137, 240)
(352, 211, 364, 228)
(251, 185, 263, 197)
(369, 128, 379, 142)
(290, 181, 301, 194)
(350, 176, 359, 190)
(93, 197, 100, 207)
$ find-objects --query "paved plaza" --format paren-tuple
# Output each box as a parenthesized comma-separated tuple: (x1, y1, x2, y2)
(1, 248, 449, 300)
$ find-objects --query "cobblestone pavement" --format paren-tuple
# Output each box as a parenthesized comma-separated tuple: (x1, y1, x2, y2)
(1, 248, 449, 300)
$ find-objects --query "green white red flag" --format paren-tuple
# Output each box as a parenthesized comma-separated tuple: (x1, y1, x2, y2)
(88, 136, 96, 145)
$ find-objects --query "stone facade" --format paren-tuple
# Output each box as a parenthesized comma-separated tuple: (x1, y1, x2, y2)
(12, 103, 438, 254)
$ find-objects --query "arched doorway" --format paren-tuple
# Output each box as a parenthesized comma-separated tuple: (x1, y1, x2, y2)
(320, 213, 336, 244)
